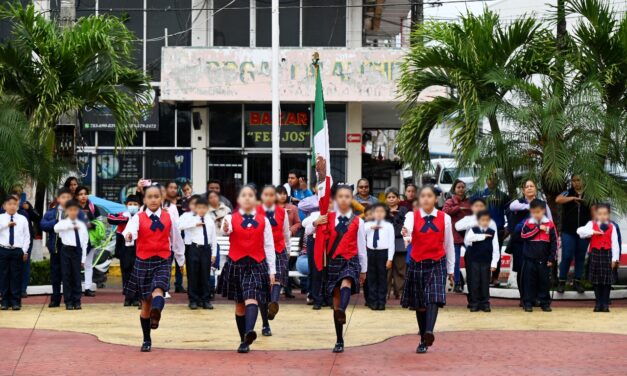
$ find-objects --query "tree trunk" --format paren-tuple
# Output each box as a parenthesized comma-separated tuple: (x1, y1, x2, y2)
(487, 115, 517, 198)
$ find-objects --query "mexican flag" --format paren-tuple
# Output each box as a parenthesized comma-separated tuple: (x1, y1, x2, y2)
(313, 63, 331, 272)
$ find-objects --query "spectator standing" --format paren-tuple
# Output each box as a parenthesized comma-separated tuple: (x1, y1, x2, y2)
(384, 187, 409, 299)
(204, 179, 234, 210)
(207, 191, 231, 236)
(75, 186, 100, 297)
(442, 179, 472, 292)
(555, 174, 590, 293)
(399, 183, 417, 210)
(355, 178, 378, 207)
(276, 186, 302, 236)
(284, 170, 313, 220)
(63, 176, 79, 195)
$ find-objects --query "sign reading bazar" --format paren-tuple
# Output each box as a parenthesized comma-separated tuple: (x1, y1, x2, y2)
(160, 47, 406, 102)
(245, 108, 310, 148)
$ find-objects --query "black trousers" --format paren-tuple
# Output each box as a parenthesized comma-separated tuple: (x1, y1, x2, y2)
(61, 245, 82, 305)
(187, 244, 212, 303)
(120, 245, 136, 299)
(306, 236, 325, 306)
(469, 261, 491, 308)
(522, 258, 551, 308)
(0, 247, 24, 306)
(366, 249, 388, 307)
(49, 247, 63, 303)
(464, 252, 472, 304)
(492, 229, 505, 281)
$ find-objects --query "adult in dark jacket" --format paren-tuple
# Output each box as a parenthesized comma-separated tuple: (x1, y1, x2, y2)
(442, 179, 472, 292)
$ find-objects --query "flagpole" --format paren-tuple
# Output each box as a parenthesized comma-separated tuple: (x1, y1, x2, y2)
(271, 0, 281, 185)
(312, 52, 326, 270)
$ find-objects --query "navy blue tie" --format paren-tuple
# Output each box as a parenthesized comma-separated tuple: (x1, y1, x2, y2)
(74, 223, 82, 252)
(201, 216, 209, 247)
(241, 214, 258, 229)
(336, 216, 349, 233)
(373, 223, 380, 249)
(600, 223, 609, 232)
(149, 214, 165, 232)
(9, 215, 14, 246)
(420, 215, 440, 233)
(266, 210, 278, 226)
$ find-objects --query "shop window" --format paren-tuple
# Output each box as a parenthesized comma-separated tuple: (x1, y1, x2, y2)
(326, 104, 346, 149)
(176, 108, 192, 147)
(208, 150, 243, 204)
(244, 104, 311, 148)
(213, 0, 250, 47)
(330, 150, 347, 183)
(145, 103, 175, 146)
(302, 0, 346, 47)
(144, 149, 192, 183)
(95, 150, 144, 202)
(281, 153, 310, 186)
(209, 104, 243, 147)
(100, 0, 144, 71)
(256, 0, 300, 47)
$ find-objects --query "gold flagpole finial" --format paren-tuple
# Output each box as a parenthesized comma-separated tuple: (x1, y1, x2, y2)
(312, 51, 320, 67)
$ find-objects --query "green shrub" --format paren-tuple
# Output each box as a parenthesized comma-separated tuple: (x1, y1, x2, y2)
(29, 259, 51, 286)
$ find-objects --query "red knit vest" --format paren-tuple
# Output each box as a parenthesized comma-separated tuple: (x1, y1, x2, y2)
(327, 212, 359, 259)
(590, 222, 613, 251)
(410, 210, 446, 262)
(136, 210, 172, 260)
(229, 211, 267, 262)
(257, 205, 287, 253)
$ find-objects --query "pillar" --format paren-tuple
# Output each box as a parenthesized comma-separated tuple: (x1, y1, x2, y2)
(346, 102, 362, 185)
(191, 105, 209, 194)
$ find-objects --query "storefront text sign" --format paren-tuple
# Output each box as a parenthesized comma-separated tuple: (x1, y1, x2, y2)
(245, 108, 310, 148)
(161, 48, 406, 102)
(347, 133, 362, 143)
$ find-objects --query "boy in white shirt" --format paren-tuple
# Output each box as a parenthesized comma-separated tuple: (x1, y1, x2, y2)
(364, 203, 395, 310)
(0, 195, 30, 310)
(178, 197, 217, 310)
(54, 199, 88, 310)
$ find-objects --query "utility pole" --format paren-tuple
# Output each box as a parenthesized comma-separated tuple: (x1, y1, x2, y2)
(271, 0, 281, 185)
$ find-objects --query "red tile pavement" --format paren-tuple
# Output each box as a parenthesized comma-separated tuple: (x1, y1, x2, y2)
(2, 328, 627, 376)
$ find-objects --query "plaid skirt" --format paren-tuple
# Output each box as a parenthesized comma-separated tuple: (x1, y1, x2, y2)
(125, 256, 171, 300)
(588, 249, 616, 285)
(401, 257, 447, 309)
(326, 255, 361, 296)
(275, 250, 290, 286)
(218, 257, 271, 303)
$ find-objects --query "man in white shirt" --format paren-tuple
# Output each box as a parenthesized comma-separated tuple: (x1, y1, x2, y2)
(364, 203, 395, 310)
(0, 195, 30, 310)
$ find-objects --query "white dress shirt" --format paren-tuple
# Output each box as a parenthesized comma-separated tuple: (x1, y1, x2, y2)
(122, 208, 186, 266)
(177, 212, 218, 253)
(364, 220, 395, 261)
(178, 211, 195, 245)
(222, 209, 277, 275)
(303, 211, 321, 237)
(577, 220, 620, 262)
(54, 218, 89, 262)
(0, 212, 30, 253)
(403, 208, 456, 274)
(455, 215, 497, 233)
(464, 226, 501, 269)
(261, 204, 291, 248)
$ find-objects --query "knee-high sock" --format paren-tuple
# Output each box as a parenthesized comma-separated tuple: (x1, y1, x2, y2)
(259, 303, 270, 327)
(244, 304, 259, 333)
(425, 304, 439, 333)
(593, 284, 600, 305)
(235, 315, 245, 342)
(334, 316, 344, 343)
(140, 317, 151, 343)
(271, 284, 281, 303)
(339, 287, 351, 311)
(603, 285, 611, 307)
(415, 310, 426, 338)
(151, 295, 165, 311)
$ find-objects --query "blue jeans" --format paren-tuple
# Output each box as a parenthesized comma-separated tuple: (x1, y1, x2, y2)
(559, 232, 589, 280)
(296, 255, 309, 293)
(454, 244, 462, 284)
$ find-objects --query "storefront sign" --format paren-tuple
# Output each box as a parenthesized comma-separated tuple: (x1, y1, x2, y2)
(161, 48, 406, 102)
(82, 95, 159, 132)
(346, 133, 361, 143)
(245, 109, 310, 148)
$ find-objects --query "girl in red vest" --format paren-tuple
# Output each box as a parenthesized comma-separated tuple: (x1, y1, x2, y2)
(256, 185, 291, 337)
(576, 203, 620, 312)
(123, 185, 185, 353)
(219, 185, 276, 353)
(401, 185, 455, 354)
(312, 184, 367, 353)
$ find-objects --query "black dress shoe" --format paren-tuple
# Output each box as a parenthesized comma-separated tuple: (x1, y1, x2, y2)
(48, 301, 60, 308)
(601, 306, 610, 312)
(66, 304, 74, 310)
(416, 342, 428, 354)
(574, 280, 585, 294)
(124, 300, 131, 307)
(237, 342, 250, 353)
(378, 305, 386, 311)
(131, 300, 140, 307)
(593, 306, 601, 312)
(332, 342, 344, 353)
(333, 309, 346, 324)
(268, 301, 279, 320)
(481, 306, 491, 312)
(262, 326, 272, 337)
(423, 332, 435, 346)
(557, 281, 566, 294)
(189, 301, 198, 310)
(0, 305, 9, 311)
(244, 330, 257, 346)
(312, 304, 321, 310)
(84, 289, 96, 297)
(140, 341, 151, 352)
(22, 292, 28, 298)
(74, 303, 82, 310)
(524, 306, 533, 312)
(541, 306, 552, 312)
(469, 306, 479, 312)
(284, 292, 296, 299)
(11, 305, 21, 311)
(202, 301, 214, 310)
(175, 286, 187, 293)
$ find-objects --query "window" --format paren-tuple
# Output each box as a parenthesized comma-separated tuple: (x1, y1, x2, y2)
(144, 150, 192, 182)
(256, 0, 300, 47)
(302, 0, 346, 47)
(209, 104, 243, 147)
(100, 0, 144, 71)
(145, 103, 176, 146)
(208, 151, 243, 203)
(213, 0, 250, 47)
(330, 151, 347, 183)
(176, 108, 192, 147)
(326, 104, 346, 149)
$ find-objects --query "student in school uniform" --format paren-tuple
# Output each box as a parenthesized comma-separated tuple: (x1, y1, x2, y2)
(123, 185, 186, 352)
(54, 200, 89, 310)
(161, 182, 186, 296)
(218, 185, 276, 354)
(463, 210, 500, 312)
(256, 185, 291, 337)
(178, 197, 217, 310)
(40, 188, 84, 308)
(310, 184, 367, 353)
(401, 185, 455, 354)
(576, 203, 620, 312)
(364, 203, 395, 311)
(520, 199, 557, 312)
(75, 186, 100, 297)
(0, 195, 30, 310)
(107, 195, 141, 306)
(178, 195, 201, 290)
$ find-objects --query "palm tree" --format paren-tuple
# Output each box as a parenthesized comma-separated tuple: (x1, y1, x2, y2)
(0, 3, 151, 150)
(397, 9, 553, 196)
